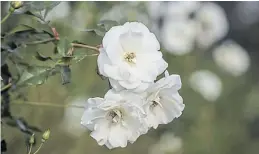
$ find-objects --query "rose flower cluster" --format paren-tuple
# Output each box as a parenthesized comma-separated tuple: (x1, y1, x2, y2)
(81, 22, 185, 149)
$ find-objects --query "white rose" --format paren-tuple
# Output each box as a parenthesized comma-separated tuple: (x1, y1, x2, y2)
(196, 2, 229, 49)
(143, 71, 185, 129)
(81, 89, 148, 149)
(97, 22, 168, 92)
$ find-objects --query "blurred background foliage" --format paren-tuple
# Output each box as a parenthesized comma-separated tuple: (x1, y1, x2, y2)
(1, 1, 259, 154)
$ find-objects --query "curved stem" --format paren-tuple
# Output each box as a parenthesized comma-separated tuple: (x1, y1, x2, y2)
(26, 38, 56, 45)
(11, 101, 85, 109)
(32, 143, 43, 154)
(1, 11, 12, 24)
(72, 43, 99, 52)
(28, 144, 33, 154)
(1, 83, 12, 92)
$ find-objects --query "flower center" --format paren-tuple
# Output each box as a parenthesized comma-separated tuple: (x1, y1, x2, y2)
(150, 101, 158, 108)
(108, 109, 123, 123)
(123, 52, 136, 64)
(150, 96, 163, 110)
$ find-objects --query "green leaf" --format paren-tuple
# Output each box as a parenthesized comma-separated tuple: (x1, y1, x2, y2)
(6, 25, 35, 36)
(34, 51, 52, 61)
(60, 66, 71, 85)
(21, 21, 53, 37)
(16, 65, 52, 87)
(97, 20, 119, 31)
(23, 11, 45, 21)
(23, 2, 46, 11)
(56, 38, 73, 57)
(43, 2, 61, 19)
(1, 51, 10, 66)
(82, 27, 106, 37)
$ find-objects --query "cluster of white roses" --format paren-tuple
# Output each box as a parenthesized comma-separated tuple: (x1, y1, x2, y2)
(81, 22, 185, 149)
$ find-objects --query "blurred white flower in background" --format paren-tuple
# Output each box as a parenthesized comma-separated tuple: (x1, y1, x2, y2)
(212, 40, 251, 77)
(149, 132, 183, 154)
(233, 1, 259, 29)
(244, 86, 259, 120)
(144, 71, 185, 129)
(160, 1, 199, 55)
(147, 1, 167, 21)
(189, 70, 223, 102)
(59, 97, 87, 138)
(101, 4, 150, 26)
(195, 2, 229, 49)
(45, 2, 71, 21)
(161, 19, 197, 55)
(165, 1, 201, 19)
(71, 4, 93, 30)
(153, 2, 229, 55)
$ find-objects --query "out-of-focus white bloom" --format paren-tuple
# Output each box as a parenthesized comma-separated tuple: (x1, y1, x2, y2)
(143, 71, 184, 129)
(234, 1, 259, 29)
(101, 4, 150, 26)
(149, 132, 183, 154)
(45, 2, 70, 21)
(195, 2, 229, 49)
(212, 40, 250, 77)
(161, 19, 197, 55)
(81, 89, 148, 149)
(147, 1, 167, 21)
(59, 98, 87, 138)
(166, 1, 201, 19)
(160, 1, 200, 55)
(98, 22, 168, 92)
(244, 86, 259, 120)
(189, 70, 222, 102)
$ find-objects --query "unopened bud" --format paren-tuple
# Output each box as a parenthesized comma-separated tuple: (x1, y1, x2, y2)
(29, 134, 35, 144)
(42, 129, 50, 142)
(10, 1, 24, 10)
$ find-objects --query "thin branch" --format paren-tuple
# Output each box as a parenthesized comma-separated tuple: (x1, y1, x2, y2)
(26, 38, 56, 45)
(28, 144, 33, 154)
(1, 83, 12, 92)
(1, 11, 12, 24)
(32, 143, 43, 154)
(72, 43, 100, 52)
(10, 101, 85, 109)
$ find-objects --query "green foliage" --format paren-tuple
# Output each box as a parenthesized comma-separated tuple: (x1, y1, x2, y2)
(16, 64, 53, 87)
(56, 37, 73, 57)
(82, 20, 119, 36)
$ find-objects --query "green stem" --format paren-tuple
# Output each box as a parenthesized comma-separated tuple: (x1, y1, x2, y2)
(32, 143, 43, 154)
(11, 101, 85, 109)
(1, 11, 12, 24)
(28, 144, 33, 154)
(1, 83, 12, 92)
(72, 43, 100, 53)
(26, 38, 56, 45)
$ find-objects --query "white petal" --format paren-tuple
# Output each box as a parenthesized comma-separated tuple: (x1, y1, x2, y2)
(123, 22, 150, 34)
(108, 79, 125, 91)
(108, 125, 128, 148)
(119, 31, 143, 53)
(103, 64, 122, 80)
(103, 25, 124, 49)
(90, 119, 110, 146)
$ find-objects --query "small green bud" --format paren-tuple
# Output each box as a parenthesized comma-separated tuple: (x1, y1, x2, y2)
(29, 134, 35, 144)
(42, 129, 50, 142)
(10, 1, 24, 10)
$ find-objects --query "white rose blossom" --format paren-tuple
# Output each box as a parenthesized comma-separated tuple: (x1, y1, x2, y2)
(97, 22, 168, 92)
(82, 22, 184, 149)
(143, 71, 185, 129)
(81, 89, 148, 149)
